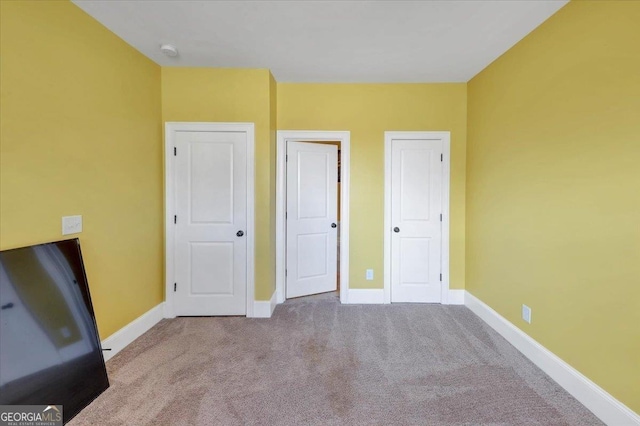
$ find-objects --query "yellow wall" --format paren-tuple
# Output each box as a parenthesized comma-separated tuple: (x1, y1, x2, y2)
(161, 68, 276, 300)
(467, 0, 640, 412)
(6, 5, 637, 414)
(278, 84, 467, 289)
(0, 1, 163, 338)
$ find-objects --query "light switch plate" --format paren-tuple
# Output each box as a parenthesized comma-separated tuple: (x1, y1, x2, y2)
(366, 269, 374, 280)
(62, 215, 82, 235)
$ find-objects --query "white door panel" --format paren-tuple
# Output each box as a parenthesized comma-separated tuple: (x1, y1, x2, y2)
(189, 142, 233, 223)
(189, 242, 233, 294)
(175, 130, 247, 315)
(391, 138, 442, 303)
(286, 142, 338, 299)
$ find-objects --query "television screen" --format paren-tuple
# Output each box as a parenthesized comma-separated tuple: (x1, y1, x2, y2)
(0, 238, 109, 423)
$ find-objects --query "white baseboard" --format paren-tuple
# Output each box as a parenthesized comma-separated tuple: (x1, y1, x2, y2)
(251, 291, 278, 318)
(100, 303, 165, 362)
(276, 288, 285, 304)
(465, 291, 640, 426)
(445, 289, 465, 305)
(345, 288, 385, 304)
(162, 302, 175, 319)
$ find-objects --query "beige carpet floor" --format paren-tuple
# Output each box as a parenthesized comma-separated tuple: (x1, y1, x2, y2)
(71, 293, 603, 425)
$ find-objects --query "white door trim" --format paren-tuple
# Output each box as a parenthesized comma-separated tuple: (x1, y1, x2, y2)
(383, 131, 451, 304)
(276, 131, 350, 304)
(164, 122, 255, 318)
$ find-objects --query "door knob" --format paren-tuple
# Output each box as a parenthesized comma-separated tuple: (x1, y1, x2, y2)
(331, 223, 337, 228)
(393, 227, 400, 233)
(236, 230, 244, 237)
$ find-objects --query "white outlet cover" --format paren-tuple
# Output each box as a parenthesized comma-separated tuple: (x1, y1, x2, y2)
(366, 269, 374, 280)
(62, 215, 83, 235)
(522, 304, 532, 324)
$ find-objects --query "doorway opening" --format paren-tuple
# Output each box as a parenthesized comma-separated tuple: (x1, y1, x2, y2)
(276, 131, 351, 304)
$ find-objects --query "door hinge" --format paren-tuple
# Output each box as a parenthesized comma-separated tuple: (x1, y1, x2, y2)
(285, 269, 288, 277)
(440, 213, 442, 222)
(441, 153, 443, 162)
(174, 282, 177, 292)
(286, 154, 288, 162)
(174, 215, 177, 224)
(285, 212, 287, 219)
(440, 273, 442, 281)
(174, 147, 177, 156)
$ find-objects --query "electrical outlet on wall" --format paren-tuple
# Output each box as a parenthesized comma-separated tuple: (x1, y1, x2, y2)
(366, 269, 374, 280)
(522, 304, 532, 324)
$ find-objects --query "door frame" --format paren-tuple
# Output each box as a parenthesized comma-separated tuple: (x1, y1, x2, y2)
(276, 131, 350, 304)
(164, 122, 255, 318)
(383, 131, 451, 304)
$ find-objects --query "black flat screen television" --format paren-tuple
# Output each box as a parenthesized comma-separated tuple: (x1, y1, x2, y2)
(0, 238, 109, 423)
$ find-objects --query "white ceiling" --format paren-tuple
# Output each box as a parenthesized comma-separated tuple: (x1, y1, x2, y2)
(72, 0, 567, 83)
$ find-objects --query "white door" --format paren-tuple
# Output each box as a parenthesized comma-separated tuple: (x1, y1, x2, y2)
(174, 130, 248, 315)
(390, 138, 443, 303)
(286, 142, 338, 298)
